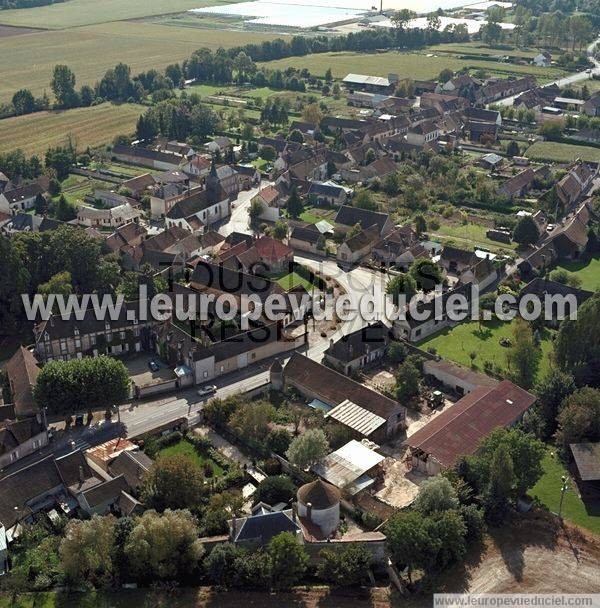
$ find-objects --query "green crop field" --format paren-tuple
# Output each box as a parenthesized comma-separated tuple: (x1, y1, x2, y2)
(0, 0, 241, 29)
(525, 141, 600, 163)
(260, 50, 566, 83)
(0, 22, 283, 102)
(0, 103, 145, 155)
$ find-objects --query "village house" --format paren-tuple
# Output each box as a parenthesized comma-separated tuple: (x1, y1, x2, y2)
(253, 184, 284, 222)
(105, 222, 148, 256)
(253, 235, 295, 273)
(519, 277, 594, 326)
(307, 181, 350, 206)
(230, 504, 301, 550)
(582, 94, 600, 117)
(0, 449, 140, 553)
(334, 205, 393, 237)
(458, 256, 498, 291)
(498, 167, 536, 199)
(555, 160, 597, 208)
(407, 380, 536, 475)
(192, 322, 307, 384)
(1, 348, 48, 469)
(439, 245, 477, 276)
(0, 181, 46, 214)
(549, 199, 595, 260)
(393, 283, 473, 342)
(181, 155, 212, 179)
(277, 354, 406, 444)
(323, 322, 390, 375)
(33, 300, 162, 362)
(405, 121, 440, 147)
(336, 224, 380, 266)
(4, 347, 42, 420)
(288, 225, 326, 256)
(126, 225, 203, 269)
(533, 51, 552, 67)
(165, 186, 230, 233)
(76, 203, 141, 229)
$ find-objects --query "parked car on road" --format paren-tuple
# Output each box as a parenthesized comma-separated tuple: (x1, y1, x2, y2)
(197, 385, 217, 397)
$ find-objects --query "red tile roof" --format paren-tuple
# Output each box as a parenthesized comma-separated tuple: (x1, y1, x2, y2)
(407, 380, 536, 467)
(254, 236, 293, 263)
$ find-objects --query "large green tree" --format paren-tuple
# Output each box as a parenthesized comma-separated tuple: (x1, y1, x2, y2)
(556, 388, 600, 453)
(125, 509, 204, 583)
(317, 543, 372, 586)
(555, 294, 600, 387)
(60, 515, 116, 587)
(50, 65, 78, 109)
(141, 454, 205, 512)
(285, 428, 329, 470)
(34, 355, 130, 416)
(513, 215, 540, 245)
(506, 319, 540, 389)
(267, 532, 308, 590)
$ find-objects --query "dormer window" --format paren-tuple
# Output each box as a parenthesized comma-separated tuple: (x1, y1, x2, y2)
(74, 326, 80, 336)
(105, 322, 111, 331)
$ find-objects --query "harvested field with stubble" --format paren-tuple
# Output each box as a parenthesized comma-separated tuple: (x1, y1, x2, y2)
(0, 21, 284, 102)
(0, 103, 145, 155)
(0, 0, 239, 29)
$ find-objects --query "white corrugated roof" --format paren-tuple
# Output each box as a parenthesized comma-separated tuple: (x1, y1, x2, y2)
(326, 399, 385, 437)
(343, 73, 391, 87)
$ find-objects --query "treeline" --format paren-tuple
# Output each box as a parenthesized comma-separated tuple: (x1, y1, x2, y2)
(515, 0, 600, 27)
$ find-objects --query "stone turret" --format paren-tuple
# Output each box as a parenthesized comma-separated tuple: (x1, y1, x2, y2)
(270, 357, 283, 391)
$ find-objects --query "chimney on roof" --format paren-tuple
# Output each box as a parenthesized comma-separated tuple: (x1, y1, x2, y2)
(78, 465, 85, 484)
(306, 502, 312, 522)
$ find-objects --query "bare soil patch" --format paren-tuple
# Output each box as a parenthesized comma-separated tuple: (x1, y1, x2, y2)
(434, 511, 600, 594)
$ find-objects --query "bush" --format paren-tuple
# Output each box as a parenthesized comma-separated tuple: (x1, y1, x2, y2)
(253, 475, 295, 506)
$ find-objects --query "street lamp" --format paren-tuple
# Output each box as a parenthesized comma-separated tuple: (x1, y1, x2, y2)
(558, 475, 569, 520)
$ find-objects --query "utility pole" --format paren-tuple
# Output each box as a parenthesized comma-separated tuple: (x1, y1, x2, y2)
(558, 475, 569, 520)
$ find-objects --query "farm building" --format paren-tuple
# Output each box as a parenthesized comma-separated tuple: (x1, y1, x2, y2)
(407, 380, 536, 475)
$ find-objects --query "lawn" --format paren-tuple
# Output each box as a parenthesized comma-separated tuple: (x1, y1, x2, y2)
(274, 271, 314, 292)
(158, 438, 224, 477)
(531, 448, 600, 536)
(0, 0, 240, 29)
(433, 222, 517, 253)
(525, 141, 600, 164)
(418, 317, 555, 380)
(555, 255, 600, 292)
(0, 21, 282, 102)
(260, 50, 566, 83)
(0, 103, 145, 156)
(298, 206, 336, 225)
